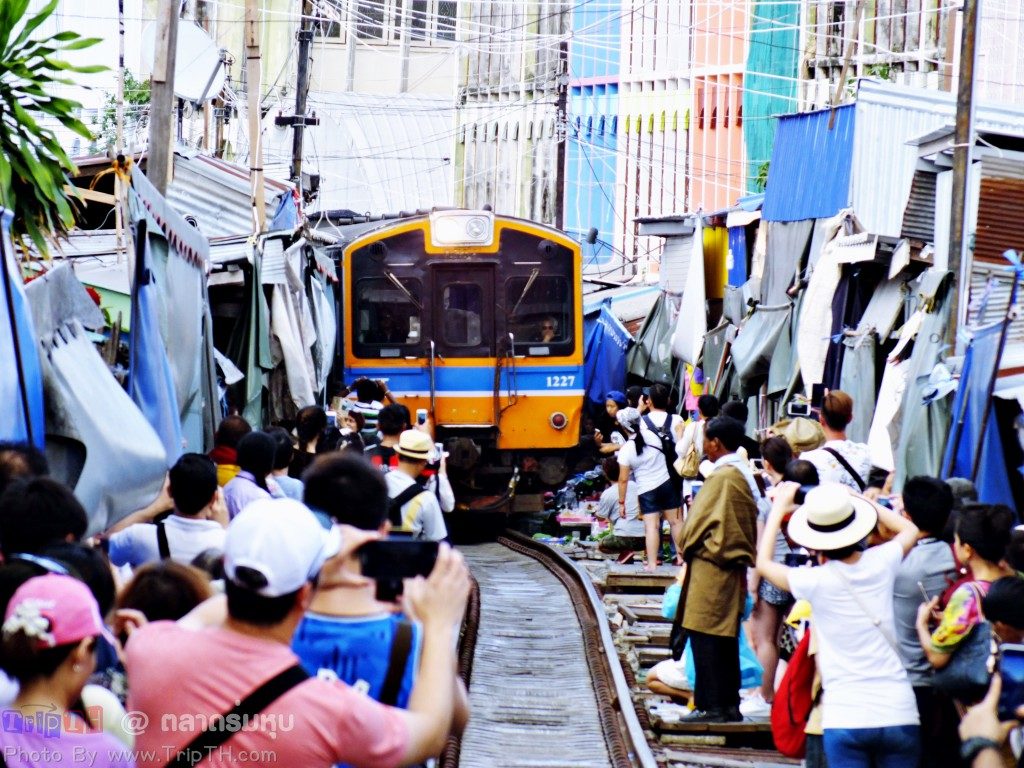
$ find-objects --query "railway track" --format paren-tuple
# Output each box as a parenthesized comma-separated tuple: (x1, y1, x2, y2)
(449, 532, 657, 768)
(444, 533, 797, 768)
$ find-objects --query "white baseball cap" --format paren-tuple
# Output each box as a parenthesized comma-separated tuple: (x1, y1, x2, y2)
(224, 498, 342, 597)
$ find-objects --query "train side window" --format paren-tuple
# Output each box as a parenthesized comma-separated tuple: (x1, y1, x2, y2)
(354, 277, 422, 354)
(442, 284, 482, 347)
(505, 276, 571, 352)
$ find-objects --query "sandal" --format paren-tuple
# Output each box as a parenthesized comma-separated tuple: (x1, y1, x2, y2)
(616, 551, 636, 565)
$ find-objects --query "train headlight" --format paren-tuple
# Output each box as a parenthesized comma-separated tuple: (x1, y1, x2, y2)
(549, 412, 567, 430)
(429, 211, 494, 248)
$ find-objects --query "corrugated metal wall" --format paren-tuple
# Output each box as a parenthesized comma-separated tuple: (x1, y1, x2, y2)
(976, 155, 1024, 266)
(901, 168, 937, 243)
(761, 104, 855, 222)
(851, 80, 1024, 239)
(659, 234, 693, 295)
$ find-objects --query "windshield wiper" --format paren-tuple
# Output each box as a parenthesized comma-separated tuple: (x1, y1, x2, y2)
(509, 268, 539, 317)
(385, 271, 422, 312)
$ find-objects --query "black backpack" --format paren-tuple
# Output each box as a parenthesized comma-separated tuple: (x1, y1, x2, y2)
(638, 414, 683, 492)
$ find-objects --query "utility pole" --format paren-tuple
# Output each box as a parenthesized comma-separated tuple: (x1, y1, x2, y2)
(398, 0, 413, 92)
(245, 0, 266, 232)
(289, 0, 315, 185)
(344, 0, 357, 91)
(554, 39, 568, 231)
(945, 0, 980, 353)
(148, 0, 180, 194)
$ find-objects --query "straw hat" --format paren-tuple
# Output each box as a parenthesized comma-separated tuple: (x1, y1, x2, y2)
(771, 417, 826, 454)
(786, 483, 878, 552)
(394, 430, 433, 461)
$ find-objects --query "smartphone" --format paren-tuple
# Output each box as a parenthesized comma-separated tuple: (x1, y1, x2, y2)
(358, 539, 439, 602)
(917, 581, 930, 603)
(998, 643, 1024, 720)
(811, 383, 826, 410)
(326, 410, 338, 428)
(416, 408, 428, 426)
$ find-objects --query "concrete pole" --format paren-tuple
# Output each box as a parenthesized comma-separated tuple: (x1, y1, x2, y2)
(945, 0, 980, 353)
(245, 0, 266, 232)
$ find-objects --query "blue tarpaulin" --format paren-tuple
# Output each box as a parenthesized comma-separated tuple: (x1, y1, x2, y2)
(0, 208, 44, 448)
(942, 321, 1016, 509)
(583, 301, 633, 406)
(127, 220, 183, 465)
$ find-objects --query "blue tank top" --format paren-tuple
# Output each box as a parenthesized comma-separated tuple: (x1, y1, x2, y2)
(292, 612, 421, 709)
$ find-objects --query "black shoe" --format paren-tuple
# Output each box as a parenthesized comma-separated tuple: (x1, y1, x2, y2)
(681, 708, 726, 723)
(722, 706, 743, 722)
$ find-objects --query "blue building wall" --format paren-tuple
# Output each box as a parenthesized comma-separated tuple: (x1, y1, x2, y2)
(565, 0, 619, 268)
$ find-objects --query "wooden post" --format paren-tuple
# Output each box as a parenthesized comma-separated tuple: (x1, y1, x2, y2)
(148, 0, 179, 194)
(245, 0, 266, 233)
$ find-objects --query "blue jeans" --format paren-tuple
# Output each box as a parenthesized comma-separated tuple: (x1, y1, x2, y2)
(823, 725, 920, 768)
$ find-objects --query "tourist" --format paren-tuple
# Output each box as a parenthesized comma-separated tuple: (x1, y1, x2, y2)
(757, 482, 921, 767)
(289, 406, 329, 479)
(293, 453, 469, 731)
(223, 431, 277, 518)
(123, 498, 470, 767)
(616, 383, 685, 570)
(266, 427, 304, 501)
(800, 391, 872, 491)
(0, 477, 87, 559)
(208, 415, 252, 487)
(105, 453, 226, 567)
(675, 417, 758, 723)
(891, 476, 960, 766)
(384, 432, 448, 541)
(0, 574, 133, 767)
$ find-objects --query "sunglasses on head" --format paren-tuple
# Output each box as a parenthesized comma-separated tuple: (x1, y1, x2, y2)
(542, 324, 554, 330)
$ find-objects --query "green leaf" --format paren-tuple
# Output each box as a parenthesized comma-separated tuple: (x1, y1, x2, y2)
(11, 0, 58, 51)
(57, 36, 103, 52)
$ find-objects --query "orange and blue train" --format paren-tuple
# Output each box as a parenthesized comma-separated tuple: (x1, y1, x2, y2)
(337, 209, 584, 498)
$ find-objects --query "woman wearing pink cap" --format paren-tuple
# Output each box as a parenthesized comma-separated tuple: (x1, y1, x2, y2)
(0, 574, 134, 767)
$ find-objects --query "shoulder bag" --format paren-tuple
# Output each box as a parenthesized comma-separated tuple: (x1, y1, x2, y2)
(931, 582, 995, 703)
(822, 447, 866, 492)
(676, 422, 701, 479)
(162, 664, 309, 767)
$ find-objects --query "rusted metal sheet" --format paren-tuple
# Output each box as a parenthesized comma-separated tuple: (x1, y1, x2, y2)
(975, 156, 1024, 266)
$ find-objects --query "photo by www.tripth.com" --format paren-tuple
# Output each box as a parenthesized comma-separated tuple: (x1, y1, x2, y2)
(2, 745, 280, 765)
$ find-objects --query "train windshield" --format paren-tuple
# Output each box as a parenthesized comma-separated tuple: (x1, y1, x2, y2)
(505, 275, 570, 350)
(354, 277, 423, 352)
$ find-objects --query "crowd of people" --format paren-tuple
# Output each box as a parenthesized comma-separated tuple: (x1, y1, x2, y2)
(0, 376, 468, 767)
(595, 384, 1023, 767)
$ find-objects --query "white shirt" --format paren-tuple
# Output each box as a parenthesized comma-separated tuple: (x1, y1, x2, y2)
(787, 540, 919, 730)
(108, 515, 227, 568)
(616, 411, 684, 494)
(802, 439, 873, 491)
(385, 472, 448, 541)
(596, 484, 643, 538)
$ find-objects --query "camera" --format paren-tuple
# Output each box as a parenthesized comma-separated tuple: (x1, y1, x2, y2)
(784, 552, 812, 567)
(416, 408, 428, 426)
(787, 401, 811, 418)
(358, 538, 439, 602)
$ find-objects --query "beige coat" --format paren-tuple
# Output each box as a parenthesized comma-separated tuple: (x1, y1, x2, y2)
(679, 465, 758, 637)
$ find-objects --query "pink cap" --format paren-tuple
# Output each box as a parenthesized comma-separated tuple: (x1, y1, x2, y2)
(2, 574, 104, 649)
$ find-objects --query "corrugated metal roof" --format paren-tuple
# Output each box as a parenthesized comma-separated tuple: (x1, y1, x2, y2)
(762, 105, 855, 222)
(901, 168, 937, 243)
(852, 79, 1024, 238)
(169, 152, 291, 239)
(976, 154, 1024, 266)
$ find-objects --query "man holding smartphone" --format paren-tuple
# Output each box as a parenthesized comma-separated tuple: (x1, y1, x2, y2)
(891, 477, 959, 767)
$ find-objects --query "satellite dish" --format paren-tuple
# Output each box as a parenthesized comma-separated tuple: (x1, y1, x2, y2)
(141, 21, 226, 103)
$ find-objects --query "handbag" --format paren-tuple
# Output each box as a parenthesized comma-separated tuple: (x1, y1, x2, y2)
(675, 422, 701, 479)
(931, 583, 995, 703)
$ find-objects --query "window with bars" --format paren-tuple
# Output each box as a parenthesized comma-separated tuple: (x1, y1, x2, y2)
(333, 0, 456, 43)
(356, 0, 387, 39)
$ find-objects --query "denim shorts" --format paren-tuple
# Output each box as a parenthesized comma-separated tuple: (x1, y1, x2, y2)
(638, 478, 682, 515)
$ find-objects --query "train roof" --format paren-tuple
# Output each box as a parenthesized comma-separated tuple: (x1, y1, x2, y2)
(307, 208, 578, 249)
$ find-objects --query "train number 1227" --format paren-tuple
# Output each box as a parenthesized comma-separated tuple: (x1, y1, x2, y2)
(545, 375, 576, 388)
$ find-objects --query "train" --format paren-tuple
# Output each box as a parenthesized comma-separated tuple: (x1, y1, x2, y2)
(334, 209, 585, 507)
